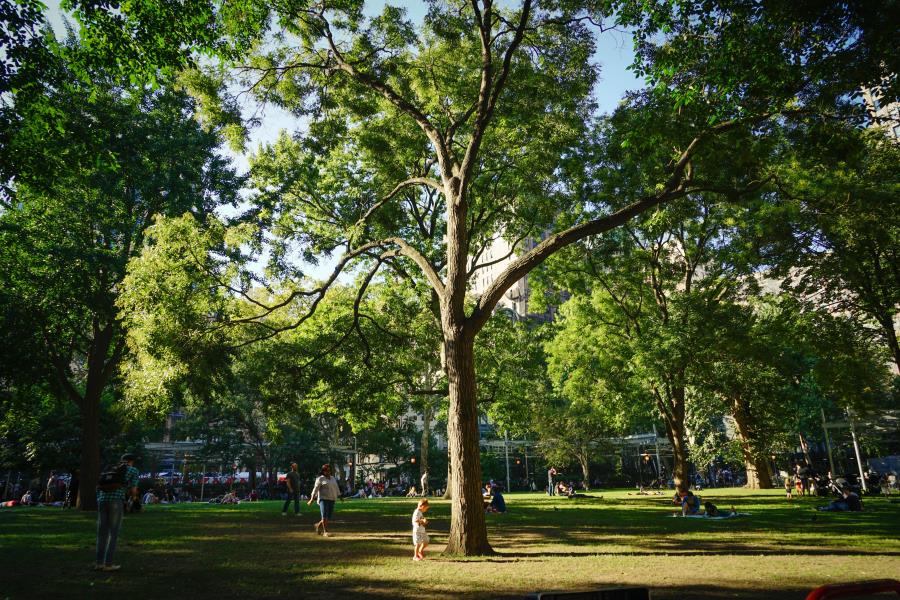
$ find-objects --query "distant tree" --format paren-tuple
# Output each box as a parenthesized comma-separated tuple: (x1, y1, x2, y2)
(770, 132, 900, 373)
(0, 39, 240, 509)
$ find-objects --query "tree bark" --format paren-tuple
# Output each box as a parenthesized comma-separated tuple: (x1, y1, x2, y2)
(578, 451, 590, 490)
(420, 400, 432, 493)
(442, 329, 492, 555)
(442, 460, 453, 499)
(877, 314, 900, 374)
(731, 398, 773, 489)
(77, 390, 101, 511)
(669, 423, 688, 493)
(655, 386, 688, 493)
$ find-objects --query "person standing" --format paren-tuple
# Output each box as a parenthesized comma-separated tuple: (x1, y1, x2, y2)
(411, 498, 430, 561)
(45, 471, 58, 503)
(547, 467, 557, 496)
(64, 469, 80, 509)
(95, 453, 139, 572)
(308, 464, 340, 537)
(282, 462, 301, 516)
(420, 469, 429, 497)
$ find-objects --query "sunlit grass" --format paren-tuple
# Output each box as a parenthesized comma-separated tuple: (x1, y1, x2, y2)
(1, 489, 897, 599)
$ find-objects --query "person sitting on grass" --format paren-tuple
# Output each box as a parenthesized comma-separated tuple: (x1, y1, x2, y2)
(681, 490, 701, 516)
(817, 487, 863, 512)
(485, 484, 507, 513)
(406, 486, 418, 498)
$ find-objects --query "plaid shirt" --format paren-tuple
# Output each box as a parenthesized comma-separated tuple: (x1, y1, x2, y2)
(97, 465, 140, 504)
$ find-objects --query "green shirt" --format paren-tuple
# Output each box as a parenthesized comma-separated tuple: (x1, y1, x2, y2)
(97, 465, 140, 504)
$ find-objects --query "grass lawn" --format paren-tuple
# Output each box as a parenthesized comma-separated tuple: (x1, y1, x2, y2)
(1, 488, 898, 599)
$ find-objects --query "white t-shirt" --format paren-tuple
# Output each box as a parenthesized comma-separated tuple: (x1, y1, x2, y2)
(311, 475, 340, 501)
(412, 508, 426, 528)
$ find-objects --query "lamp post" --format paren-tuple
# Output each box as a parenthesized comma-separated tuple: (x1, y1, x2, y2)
(847, 409, 867, 492)
(524, 445, 530, 488)
(652, 423, 663, 479)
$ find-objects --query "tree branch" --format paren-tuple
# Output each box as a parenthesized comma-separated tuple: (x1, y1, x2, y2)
(458, 0, 532, 192)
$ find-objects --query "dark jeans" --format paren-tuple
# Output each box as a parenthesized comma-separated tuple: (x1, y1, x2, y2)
(820, 500, 849, 512)
(282, 491, 299, 514)
(96, 500, 124, 565)
(548, 481, 555, 496)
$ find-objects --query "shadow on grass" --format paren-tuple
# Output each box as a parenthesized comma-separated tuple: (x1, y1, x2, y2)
(1, 495, 898, 599)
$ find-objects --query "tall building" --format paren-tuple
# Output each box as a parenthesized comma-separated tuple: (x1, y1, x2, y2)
(469, 235, 562, 320)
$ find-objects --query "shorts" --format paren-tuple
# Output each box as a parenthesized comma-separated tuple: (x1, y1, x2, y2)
(319, 499, 335, 520)
(413, 526, 429, 545)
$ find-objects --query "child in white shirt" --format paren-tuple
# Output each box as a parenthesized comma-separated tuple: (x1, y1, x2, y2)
(412, 498, 430, 561)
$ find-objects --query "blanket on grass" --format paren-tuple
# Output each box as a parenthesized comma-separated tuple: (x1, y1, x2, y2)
(671, 512, 751, 519)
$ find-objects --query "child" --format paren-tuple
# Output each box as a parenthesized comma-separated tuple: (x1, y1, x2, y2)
(412, 498, 430, 561)
(784, 475, 793, 500)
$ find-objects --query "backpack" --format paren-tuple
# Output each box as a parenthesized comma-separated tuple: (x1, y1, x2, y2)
(97, 462, 129, 492)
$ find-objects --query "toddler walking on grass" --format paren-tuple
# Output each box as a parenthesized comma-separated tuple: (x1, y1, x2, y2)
(412, 498, 430, 561)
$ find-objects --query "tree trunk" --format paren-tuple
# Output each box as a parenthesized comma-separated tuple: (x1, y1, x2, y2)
(669, 423, 688, 493)
(420, 401, 432, 492)
(249, 459, 258, 491)
(878, 314, 900, 374)
(731, 398, 773, 489)
(578, 451, 590, 491)
(656, 386, 688, 493)
(442, 460, 453, 499)
(78, 390, 101, 511)
(442, 330, 492, 555)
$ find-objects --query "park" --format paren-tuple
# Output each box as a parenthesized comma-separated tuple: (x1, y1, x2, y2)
(1, 0, 899, 598)
(2, 490, 899, 598)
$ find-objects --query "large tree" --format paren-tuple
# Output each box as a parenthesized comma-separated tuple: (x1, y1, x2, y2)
(0, 38, 240, 509)
(74, 0, 896, 552)
(769, 131, 900, 372)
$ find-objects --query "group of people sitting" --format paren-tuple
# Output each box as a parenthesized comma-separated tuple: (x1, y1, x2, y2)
(483, 483, 506, 513)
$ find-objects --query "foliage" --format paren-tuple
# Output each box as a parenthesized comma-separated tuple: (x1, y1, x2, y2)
(767, 129, 900, 372)
(63, 0, 898, 549)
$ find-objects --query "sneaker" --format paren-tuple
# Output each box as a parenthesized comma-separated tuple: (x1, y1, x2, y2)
(413, 556, 421, 561)
(282, 512, 287, 516)
(93, 564, 104, 571)
(322, 532, 331, 537)
(102, 565, 121, 572)
(315, 522, 323, 535)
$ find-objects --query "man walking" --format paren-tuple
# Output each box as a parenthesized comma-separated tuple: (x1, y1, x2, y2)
(282, 462, 301, 516)
(95, 453, 139, 572)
